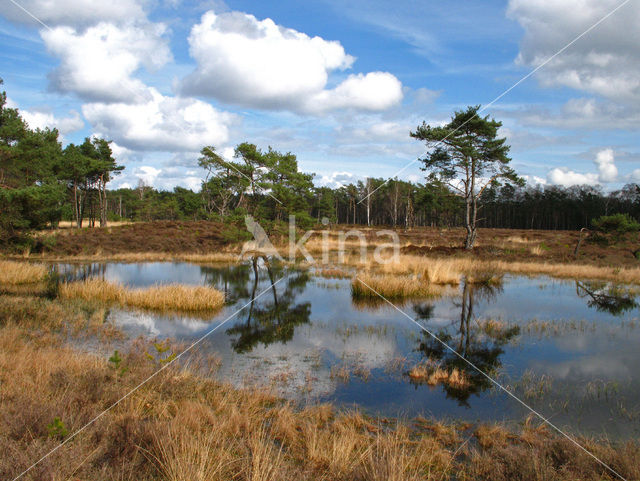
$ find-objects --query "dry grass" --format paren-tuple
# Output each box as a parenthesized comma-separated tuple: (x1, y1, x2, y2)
(302, 237, 370, 254)
(59, 278, 225, 312)
(530, 245, 544, 256)
(1, 293, 639, 481)
(488, 259, 640, 284)
(408, 363, 470, 389)
(0, 260, 48, 284)
(505, 235, 535, 244)
(347, 254, 640, 285)
(379, 257, 461, 285)
(24, 251, 241, 264)
(316, 268, 351, 279)
(352, 274, 448, 299)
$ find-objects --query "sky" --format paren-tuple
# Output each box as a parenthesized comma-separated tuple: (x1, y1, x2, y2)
(1, 0, 639, 191)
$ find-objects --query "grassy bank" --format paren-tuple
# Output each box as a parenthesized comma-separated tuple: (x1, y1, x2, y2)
(60, 278, 226, 312)
(0, 293, 638, 480)
(0, 260, 48, 284)
(364, 255, 640, 285)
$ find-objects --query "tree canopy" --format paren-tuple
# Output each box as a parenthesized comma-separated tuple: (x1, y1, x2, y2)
(411, 105, 523, 248)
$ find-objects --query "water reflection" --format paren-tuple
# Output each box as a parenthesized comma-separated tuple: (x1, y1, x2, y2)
(201, 263, 253, 302)
(225, 258, 312, 353)
(53, 260, 640, 438)
(413, 282, 520, 405)
(575, 281, 637, 315)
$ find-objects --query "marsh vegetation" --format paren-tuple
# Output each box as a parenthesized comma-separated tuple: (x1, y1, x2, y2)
(2, 232, 640, 480)
(0, 290, 639, 480)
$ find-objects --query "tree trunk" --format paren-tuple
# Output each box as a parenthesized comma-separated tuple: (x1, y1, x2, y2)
(464, 195, 473, 249)
(366, 181, 371, 227)
(73, 183, 80, 228)
(99, 175, 107, 227)
(393, 185, 398, 227)
(352, 199, 356, 224)
(77, 190, 84, 228)
(465, 161, 478, 250)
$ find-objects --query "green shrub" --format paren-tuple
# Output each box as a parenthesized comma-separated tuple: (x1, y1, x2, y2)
(47, 417, 68, 439)
(591, 214, 640, 242)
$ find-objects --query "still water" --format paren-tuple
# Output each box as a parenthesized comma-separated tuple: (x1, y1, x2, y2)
(58, 261, 640, 439)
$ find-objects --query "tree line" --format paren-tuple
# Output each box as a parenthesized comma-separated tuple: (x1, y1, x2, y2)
(106, 177, 639, 231)
(1, 79, 123, 244)
(2, 80, 639, 248)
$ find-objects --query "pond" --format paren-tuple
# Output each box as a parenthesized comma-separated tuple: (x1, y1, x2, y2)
(57, 260, 640, 439)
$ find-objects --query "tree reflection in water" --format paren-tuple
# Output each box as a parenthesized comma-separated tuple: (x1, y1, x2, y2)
(413, 280, 520, 405)
(575, 280, 637, 315)
(201, 262, 253, 303)
(222, 257, 312, 353)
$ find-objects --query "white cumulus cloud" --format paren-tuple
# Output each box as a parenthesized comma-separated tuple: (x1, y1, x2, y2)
(317, 171, 359, 188)
(19, 109, 84, 135)
(307, 72, 402, 114)
(181, 10, 403, 113)
(82, 88, 235, 152)
(42, 22, 172, 103)
(134, 166, 161, 186)
(547, 168, 598, 187)
(594, 148, 617, 182)
(547, 148, 619, 186)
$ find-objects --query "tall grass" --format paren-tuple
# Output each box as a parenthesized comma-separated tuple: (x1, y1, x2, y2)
(348, 255, 640, 284)
(60, 278, 225, 312)
(352, 274, 448, 299)
(408, 363, 470, 389)
(0, 260, 48, 284)
(380, 257, 462, 284)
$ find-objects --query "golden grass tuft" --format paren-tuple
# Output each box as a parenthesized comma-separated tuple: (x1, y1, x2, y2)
(351, 274, 445, 299)
(530, 245, 544, 256)
(421, 259, 462, 285)
(316, 268, 351, 279)
(408, 363, 470, 389)
(0, 260, 48, 285)
(59, 278, 225, 312)
(380, 257, 461, 285)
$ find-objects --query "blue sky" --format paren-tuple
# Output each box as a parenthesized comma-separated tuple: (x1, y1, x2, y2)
(1, 0, 639, 190)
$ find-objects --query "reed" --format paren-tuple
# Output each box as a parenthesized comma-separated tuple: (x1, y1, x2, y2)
(60, 278, 225, 312)
(351, 274, 445, 299)
(0, 260, 48, 285)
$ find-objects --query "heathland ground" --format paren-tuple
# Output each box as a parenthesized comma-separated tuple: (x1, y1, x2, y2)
(1, 221, 639, 480)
